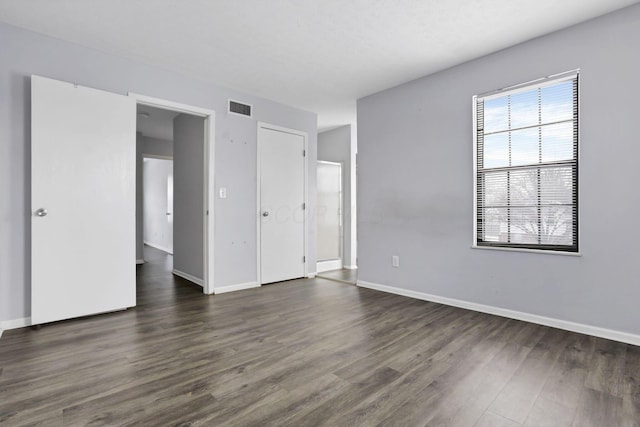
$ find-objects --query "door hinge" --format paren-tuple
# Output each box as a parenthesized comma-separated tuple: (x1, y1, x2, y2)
(302, 202, 306, 210)
(303, 256, 306, 263)
(303, 149, 306, 157)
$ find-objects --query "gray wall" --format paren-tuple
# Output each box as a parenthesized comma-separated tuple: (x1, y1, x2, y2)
(318, 125, 355, 267)
(173, 114, 204, 280)
(0, 22, 317, 324)
(357, 4, 640, 336)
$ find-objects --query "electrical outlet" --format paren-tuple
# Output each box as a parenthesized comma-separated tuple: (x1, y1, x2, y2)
(392, 255, 400, 268)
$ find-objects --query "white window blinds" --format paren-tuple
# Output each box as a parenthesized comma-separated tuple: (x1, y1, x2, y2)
(474, 72, 579, 252)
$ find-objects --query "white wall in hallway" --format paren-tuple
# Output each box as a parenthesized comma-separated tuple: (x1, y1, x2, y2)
(143, 158, 173, 254)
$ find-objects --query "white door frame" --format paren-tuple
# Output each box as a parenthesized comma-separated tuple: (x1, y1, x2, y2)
(257, 122, 309, 286)
(129, 93, 216, 295)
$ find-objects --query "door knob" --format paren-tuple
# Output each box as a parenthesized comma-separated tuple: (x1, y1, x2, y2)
(35, 208, 48, 217)
(262, 211, 269, 217)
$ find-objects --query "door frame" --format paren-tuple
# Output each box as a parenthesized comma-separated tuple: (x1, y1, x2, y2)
(129, 93, 216, 295)
(256, 122, 309, 286)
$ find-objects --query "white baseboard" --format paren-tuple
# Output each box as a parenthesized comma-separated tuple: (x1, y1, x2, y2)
(344, 265, 358, 270)
(173, 269, 204, 287)
(136, 259, 145, 265)
(317, 259, 343, 273)
(357, 280, 640, 347)
(144, 241, 173, 254)
(307, 273, 317, 278)
(0, 317, 32, 336)
(215, 282, 260, 294)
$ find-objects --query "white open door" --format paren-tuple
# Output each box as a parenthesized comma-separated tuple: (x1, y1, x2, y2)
(258, 125, 306, 284)
(31, 75, 136, 325)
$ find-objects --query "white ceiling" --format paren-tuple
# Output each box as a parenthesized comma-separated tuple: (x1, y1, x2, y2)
(1, 0, 637, 130)
(136, 105, 179, 141)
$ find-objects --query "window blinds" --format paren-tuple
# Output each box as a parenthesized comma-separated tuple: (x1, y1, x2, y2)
(475, 72, 578, 252)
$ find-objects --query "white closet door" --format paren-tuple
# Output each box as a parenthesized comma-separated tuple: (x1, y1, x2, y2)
(31, 75, 136, 325)
(259, 126, 305, 284)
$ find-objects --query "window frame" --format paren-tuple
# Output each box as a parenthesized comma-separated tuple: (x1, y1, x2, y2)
(472, 71, 580, 255)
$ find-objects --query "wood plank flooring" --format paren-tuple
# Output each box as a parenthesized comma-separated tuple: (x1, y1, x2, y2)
(1, 246, 639, 426)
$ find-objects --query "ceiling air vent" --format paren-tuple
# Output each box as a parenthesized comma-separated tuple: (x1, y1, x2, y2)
(228, 99, 252, 118)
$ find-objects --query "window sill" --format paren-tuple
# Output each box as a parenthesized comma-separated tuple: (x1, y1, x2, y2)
(471, 245, 581, 257)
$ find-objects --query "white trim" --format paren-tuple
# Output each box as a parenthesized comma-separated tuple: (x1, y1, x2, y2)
(256, 122, 309, 286)
(344, 265, 358, 270)
(136, 259, 145, 265)
(0, 317, 32, 332)
(130, 92, 216, 295)
(357, 280, 640, 347)
(143, 240, 173, 254)
(317, 259, 343, 273)
(172, 269, 204, 287)
(214, 282, 259, 294)
(129, 93, 214, 116)
(204, 115, 216, 295)
(307, 273, 317, 278)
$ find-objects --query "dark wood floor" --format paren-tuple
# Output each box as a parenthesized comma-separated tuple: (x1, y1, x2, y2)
(1, 247, 639, 426)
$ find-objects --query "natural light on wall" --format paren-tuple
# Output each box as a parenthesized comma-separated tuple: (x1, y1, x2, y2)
(474, 71, 579, 253)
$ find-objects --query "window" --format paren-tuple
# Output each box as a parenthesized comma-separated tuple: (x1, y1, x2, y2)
(474, 71, 579, 253)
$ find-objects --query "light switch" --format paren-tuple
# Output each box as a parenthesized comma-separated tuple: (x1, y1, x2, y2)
(219, 187, 227, 199)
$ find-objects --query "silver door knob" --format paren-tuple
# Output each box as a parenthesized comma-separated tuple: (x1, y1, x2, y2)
(262, 211, 269, 217)
(35, 208, 48, 217)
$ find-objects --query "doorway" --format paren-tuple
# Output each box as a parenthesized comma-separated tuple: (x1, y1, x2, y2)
(316, 161, 343, 270)
(316, 125, 358, 286)
(135, 100, 212, 292)
(142, 158, 174, 255)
